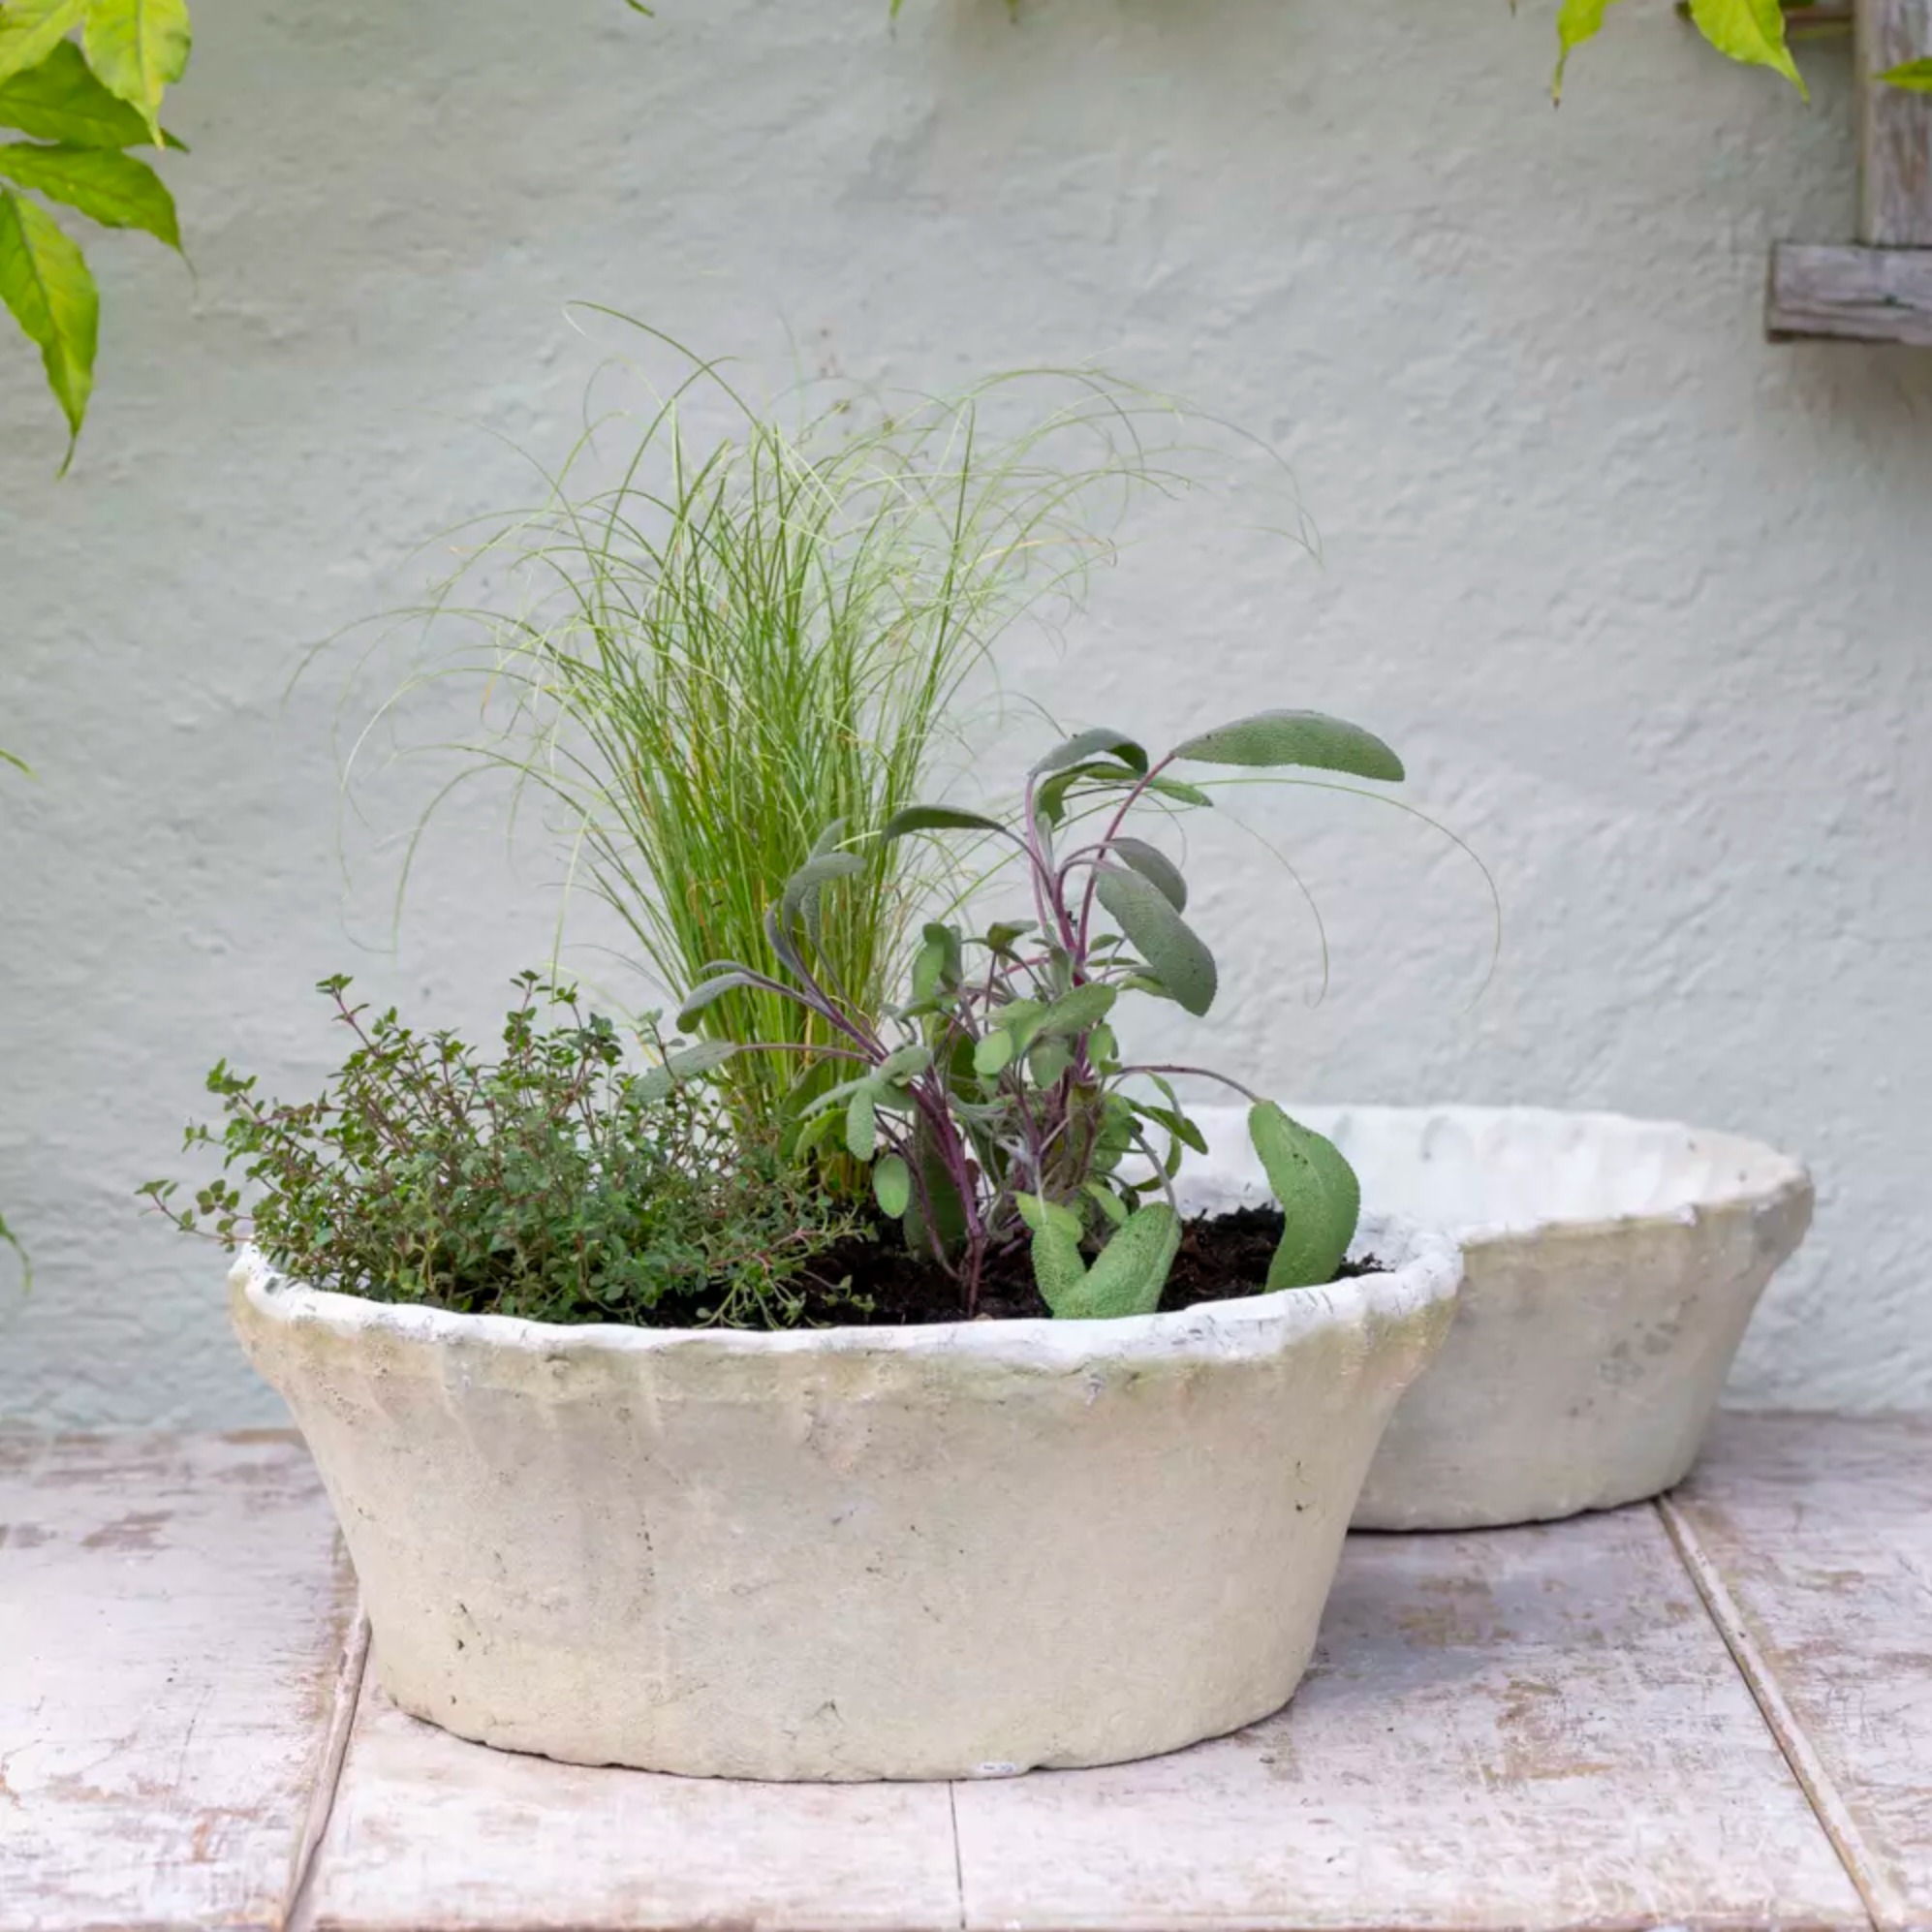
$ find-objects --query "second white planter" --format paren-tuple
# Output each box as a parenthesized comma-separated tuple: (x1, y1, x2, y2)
(1194, 1105, 1814, 1529)
(233, 1196, 1460, 1782)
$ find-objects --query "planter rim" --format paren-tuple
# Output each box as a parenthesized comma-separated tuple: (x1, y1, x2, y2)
(1262, 1104, 1811, 1248)
(230, 1209, 1460, 1373)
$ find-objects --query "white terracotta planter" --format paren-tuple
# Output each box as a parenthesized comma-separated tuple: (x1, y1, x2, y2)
(230, 1201, 1459, 1782)
(1191, 1105, 1813, 1530)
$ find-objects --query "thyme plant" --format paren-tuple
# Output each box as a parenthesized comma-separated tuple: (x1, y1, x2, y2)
(685, 707, 1404, 1320)
(140, 974, 861, 1328)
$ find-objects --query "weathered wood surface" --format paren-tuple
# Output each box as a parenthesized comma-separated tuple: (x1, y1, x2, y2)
(1859, 0, 1932, 245)
(951, 1504, 1868, 1932)
(1666, 1412, 1932, 1932)
(1767, 241, 1932, 344)
(10, 1419, 1932, 1932)
(303, 1671, 964, 1932)
(0, 1431, 358, 1932)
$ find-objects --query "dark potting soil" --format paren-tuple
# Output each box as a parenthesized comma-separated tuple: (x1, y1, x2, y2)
(652, 1205, 1383, 1328)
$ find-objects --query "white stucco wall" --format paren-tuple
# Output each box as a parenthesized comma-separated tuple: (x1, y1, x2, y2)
(3, 0, 1928, 1428)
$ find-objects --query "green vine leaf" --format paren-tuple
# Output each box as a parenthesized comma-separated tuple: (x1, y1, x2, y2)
(1882, 58, 1932, 90)
(0, 35, 156, 142)
(0, 184, 95, 466)
(0, 140, 177, 246)
(1553, 0, 1616, 102)
(1554, 0, 1802, 98)
(0, 0, 88, 90)
(1687, 0, 1804, 93)
(81, 0, 189, 143)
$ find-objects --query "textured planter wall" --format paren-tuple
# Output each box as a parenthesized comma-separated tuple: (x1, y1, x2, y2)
(2, 0, 1927, 1426)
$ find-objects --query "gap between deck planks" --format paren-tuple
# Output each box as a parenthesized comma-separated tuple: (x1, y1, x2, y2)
(1663, 1413, 1932, 1932)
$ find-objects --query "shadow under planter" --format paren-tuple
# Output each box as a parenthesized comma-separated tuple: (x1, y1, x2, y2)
(230, 1207, 1460, 1781)
(1193, 1105, 1813, 1532)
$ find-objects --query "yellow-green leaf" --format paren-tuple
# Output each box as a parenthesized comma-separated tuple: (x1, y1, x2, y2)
(0, 0, 87, 89)
(0, 139, 177, 245)
(1556, 0, 1804, 97)
(0, 37, 158, 144)
(81, 0, 188, 142)
(1882, 58, 1932, 91)
(0, 185, 95, 464)
(1687, 0, 1804, 92)
(1554, 0, 1619, 102)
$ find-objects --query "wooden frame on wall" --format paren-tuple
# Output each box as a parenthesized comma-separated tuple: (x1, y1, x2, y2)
(1767, 0, 1932, 342)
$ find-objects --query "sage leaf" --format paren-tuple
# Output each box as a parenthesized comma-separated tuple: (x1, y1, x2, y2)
(778, 850, 862, 956)
(790, 1106, 842, 1159)
(845, 1087, 878, 1162)
(1095, 865, 1217, 1018)
(797, 1075, 877, 1121)
(675, 970, 763, 1031)
(0, 187, 95, 462)
(1144, 776, 1213, 809)
(882, 803, 1007, 838)
(1035, 981, 1116, 1039)
(912, 1116, 968, 1254)
(973, 1029, 1014, 1078)
(1248, 1101, 1360, 1292)
(910, 933, 950, 1006)
(1027, 1037, 1073, 1088)
(872, 1153, 911, 1220)
(1108, 835, 1187, 911)
(634, 1039, 741, 1103)
(1035, 758, 1141, 827)
(1050, 1204, 1179, 1320)
(1031, 727, 1147, 780)
(1014, 1190, 1084, 1240)
(1029, 1214, 1089, 1315)
(82, 0, 191, 142)
(1169, 709, 1403, 783)
(877, 1043, 932, 1083)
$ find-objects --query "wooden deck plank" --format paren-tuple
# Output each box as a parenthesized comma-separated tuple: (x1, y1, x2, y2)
(1664, 1412, 1932, 1932)
(951, 1504, 1869, 1932)
(0, 1430, 359, 1932)
(301, 1670, 964, 1932)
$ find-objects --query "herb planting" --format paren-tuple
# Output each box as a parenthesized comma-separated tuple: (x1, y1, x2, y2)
(685, 707, 1406, 1322)
(140, 974, 863, 1328)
